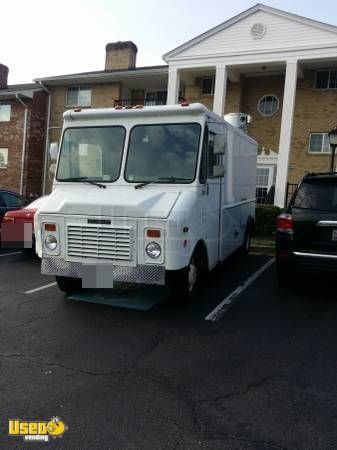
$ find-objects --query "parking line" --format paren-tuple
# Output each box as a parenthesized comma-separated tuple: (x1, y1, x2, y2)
(205, 257, 275, 322)
(25, 282, 57, 295)
(0, 251, 22, 257)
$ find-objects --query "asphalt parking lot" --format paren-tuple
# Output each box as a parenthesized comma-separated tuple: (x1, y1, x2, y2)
(1, 249, 337, 449)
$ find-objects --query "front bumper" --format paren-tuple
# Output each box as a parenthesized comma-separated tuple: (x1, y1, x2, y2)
(41, 257, 166, 285)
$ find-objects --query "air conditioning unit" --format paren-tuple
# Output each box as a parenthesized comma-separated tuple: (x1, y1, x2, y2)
(224, 113, 252, 130)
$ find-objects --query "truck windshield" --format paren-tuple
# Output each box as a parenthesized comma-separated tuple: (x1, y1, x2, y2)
(57, 126, 125, 182)
(125, 123, 201, 183)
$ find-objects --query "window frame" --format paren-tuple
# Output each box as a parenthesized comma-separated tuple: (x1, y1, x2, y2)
(201, 77, 215, 96)
(66, 86, 92, 107)
(257, 94, 280, 117)
(308, 133, 331, 155)
(315, 69, 337, 90)
(0, 147, 8, 169)
(0, 102, 11, 122)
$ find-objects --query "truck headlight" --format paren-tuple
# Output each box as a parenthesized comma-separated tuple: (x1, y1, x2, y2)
(145, 242, 161, 259)
(44, 235, 58, 251)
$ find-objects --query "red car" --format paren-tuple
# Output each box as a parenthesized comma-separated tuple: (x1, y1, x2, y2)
(2, 196, 48, 251)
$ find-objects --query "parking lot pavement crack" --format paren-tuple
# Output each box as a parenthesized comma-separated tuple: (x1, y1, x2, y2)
(0, 353, 128, 377)
(195, 375, 282, 405)
(130, 332, 163, 370)
(0, 308, 63, 339)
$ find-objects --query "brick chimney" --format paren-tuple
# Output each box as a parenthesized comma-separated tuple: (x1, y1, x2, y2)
(105, 41, 137, 71)
(0, 64, 9, 89)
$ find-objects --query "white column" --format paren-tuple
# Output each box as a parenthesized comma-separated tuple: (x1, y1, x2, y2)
(166, 68, 180, 105)
(274, 59, 298, 207)
(213, 64, 228, 117)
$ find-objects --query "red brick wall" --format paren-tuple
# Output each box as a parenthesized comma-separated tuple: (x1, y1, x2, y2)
(0, 90, 47, 198)
(0, 101, 25, 194)
(24, 91, 47, 198)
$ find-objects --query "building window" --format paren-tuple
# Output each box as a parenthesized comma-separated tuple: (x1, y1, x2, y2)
(308, 133, 331, 153)
(66, 86, 92, 106)
(0, 148, 8, 168)
(201, 77, 215, 95)
(315, 70, 337, 89)
(257, 95, 279, 116)
(0, 102, 11, 121)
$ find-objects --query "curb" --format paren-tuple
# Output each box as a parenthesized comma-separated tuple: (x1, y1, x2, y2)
(251, 245, 275, 256)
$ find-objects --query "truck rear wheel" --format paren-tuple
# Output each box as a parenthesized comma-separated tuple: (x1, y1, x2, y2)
(166, 256, 200, 303)
(56, 276, 82, 294)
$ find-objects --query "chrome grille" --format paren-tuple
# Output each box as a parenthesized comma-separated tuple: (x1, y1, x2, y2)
(67, 225, 132, 261)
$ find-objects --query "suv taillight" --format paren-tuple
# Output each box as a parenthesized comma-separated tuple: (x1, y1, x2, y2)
(276, 214, 294, 233)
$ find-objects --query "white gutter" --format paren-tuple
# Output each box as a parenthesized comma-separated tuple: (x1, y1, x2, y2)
(16, 94, 28, 196)
(38, 81, 51, 195)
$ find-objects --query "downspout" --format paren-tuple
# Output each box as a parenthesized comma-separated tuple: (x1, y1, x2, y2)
(38, 81, 51, 195)
(16, 94, 28, 196)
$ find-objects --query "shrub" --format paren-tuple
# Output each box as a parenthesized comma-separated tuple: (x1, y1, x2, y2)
(255, 204, 282, 237)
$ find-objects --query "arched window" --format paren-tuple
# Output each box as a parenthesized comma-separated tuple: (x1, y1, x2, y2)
(257, 95, 279, 116)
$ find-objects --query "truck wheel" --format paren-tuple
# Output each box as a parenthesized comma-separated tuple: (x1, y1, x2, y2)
(166, 256, 200, 303)
(56, 276, 82, 294)
(241, 222, 252, 255)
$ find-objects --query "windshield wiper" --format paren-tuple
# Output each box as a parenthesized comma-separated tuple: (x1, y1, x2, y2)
(60, 177, 106, 189)
(134, 177, 190, 189)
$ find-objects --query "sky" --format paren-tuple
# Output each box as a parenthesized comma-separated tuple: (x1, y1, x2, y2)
(1, 0, 337, 85)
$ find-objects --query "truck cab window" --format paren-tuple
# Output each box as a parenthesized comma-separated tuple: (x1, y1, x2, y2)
(125, 123, 201, 183)
(57, 126, 125, 182)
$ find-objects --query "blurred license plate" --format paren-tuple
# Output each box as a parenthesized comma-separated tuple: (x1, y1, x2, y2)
(333, 229, 337, 241)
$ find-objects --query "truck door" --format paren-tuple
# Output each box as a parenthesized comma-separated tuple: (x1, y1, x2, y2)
(200, 127, 222, 269)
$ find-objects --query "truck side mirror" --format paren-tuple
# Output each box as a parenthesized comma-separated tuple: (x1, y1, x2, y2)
(213, 165, 225, 177)
(49, 142, 59, 161)
(213, 134, 226, 155)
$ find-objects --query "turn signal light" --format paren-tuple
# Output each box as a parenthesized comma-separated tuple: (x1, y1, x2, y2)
(44, 223, 56, 232)
(146, 229, 161, 238)
(276, 214, 294, 233)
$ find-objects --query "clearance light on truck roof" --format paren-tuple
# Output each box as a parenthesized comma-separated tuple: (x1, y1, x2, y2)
(73, 108, 82, 112)
(114, 105, 123, 110)
(44, 223, 57, 232)
(181, 102, 190, 107)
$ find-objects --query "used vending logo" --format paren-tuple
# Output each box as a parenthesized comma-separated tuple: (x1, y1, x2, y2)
(8, 417, 68, 442)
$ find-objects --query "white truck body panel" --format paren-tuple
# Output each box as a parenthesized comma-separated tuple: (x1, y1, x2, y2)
(35, 103, 257, 285)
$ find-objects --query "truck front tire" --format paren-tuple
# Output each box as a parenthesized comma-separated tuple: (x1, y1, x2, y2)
(166, 256, 201, 303)
(56, 276, 82, 294)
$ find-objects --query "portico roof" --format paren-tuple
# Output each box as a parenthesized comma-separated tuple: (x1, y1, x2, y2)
(163, 4, 337, 62)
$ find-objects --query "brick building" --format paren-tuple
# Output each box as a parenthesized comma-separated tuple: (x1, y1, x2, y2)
(34, 4, 337, 206)
(0, 64, 47, 198)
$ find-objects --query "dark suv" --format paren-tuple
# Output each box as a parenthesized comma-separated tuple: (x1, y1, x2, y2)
(275, 173, 337, 285)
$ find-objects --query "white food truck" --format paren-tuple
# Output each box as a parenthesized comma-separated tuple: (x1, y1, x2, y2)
(35, 103, 257, 301)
